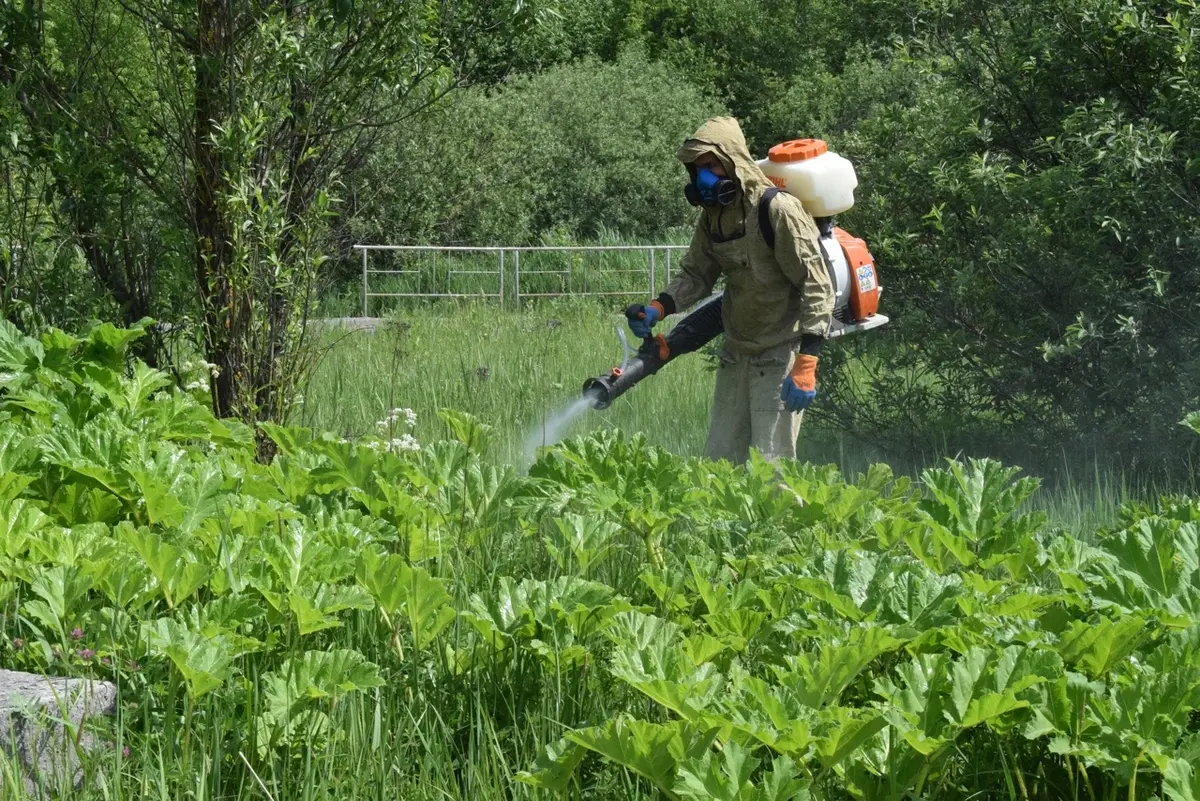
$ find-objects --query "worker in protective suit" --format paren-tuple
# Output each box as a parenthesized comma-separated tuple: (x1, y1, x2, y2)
(627, 116, 836, 464)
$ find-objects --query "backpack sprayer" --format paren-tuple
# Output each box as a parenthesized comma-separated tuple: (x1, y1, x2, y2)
(582, 138, 889, 410)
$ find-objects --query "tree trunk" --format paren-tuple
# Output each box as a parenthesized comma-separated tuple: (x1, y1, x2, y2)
(193, 0, 236, 418)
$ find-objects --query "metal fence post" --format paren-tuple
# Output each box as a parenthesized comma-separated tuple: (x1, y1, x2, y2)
(665, 248, 672, 287)
(649, 248, 656, 297)
(499, 250, 505, 309)
(361, 247, 368, 317)
(515, 250, 521, 309)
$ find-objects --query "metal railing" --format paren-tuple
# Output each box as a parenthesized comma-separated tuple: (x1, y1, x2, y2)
(354, 244, 688, 315)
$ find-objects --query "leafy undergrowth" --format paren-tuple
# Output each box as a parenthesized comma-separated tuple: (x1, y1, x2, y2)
(2, 319, 1200, 801)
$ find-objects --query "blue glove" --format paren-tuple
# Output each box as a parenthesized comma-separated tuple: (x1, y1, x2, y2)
(780, 354, 818, 411)
(625, 301, 664, 339)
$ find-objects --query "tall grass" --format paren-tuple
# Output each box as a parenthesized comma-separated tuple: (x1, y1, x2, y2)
(301, 300, 716, 467)
(300, 301, 1168, 529)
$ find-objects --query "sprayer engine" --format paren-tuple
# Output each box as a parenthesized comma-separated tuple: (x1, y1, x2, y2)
(819, 221, 889, 338)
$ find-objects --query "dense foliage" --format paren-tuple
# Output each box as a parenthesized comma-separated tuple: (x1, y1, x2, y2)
(0, 0, 539, 425)
(5, 323, 1200, 799)
(824, 0, 1200, 472)
(341, 51, 721, 252)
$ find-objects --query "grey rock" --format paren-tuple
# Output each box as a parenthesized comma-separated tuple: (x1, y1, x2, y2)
(0, 670, 117, 797)
(310, 316, 381, 334)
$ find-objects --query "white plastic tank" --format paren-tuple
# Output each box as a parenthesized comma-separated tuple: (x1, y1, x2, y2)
(756, 139, 858, 217)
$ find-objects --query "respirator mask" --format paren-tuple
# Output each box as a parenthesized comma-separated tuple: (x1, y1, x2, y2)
(685, 166, 737, 207)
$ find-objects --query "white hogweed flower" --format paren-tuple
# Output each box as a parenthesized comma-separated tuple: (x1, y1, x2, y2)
(387, 434, 420, 453)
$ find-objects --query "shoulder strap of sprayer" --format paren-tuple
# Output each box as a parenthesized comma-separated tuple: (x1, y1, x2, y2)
(759, 187, 841, 300)
(758, 188, 780, 250)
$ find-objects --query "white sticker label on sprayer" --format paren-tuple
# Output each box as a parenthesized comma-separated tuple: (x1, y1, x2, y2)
(856, 264, 877, 293)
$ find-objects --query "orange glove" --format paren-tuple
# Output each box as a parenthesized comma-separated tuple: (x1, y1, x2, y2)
(780, 354, 818, 411)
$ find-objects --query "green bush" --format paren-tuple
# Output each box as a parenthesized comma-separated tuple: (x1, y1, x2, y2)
(342, 50, 723, 255)
(777, 0, 1200, 475)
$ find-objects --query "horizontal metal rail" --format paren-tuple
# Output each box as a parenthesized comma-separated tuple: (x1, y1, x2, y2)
(354, 244, 687, 314)
(519, 290, 649, 298)
(365, 292, 500, 299)
(353, 245, 686, 252)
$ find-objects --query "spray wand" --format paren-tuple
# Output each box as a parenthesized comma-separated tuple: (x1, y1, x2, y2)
(583, 293, 725, 409)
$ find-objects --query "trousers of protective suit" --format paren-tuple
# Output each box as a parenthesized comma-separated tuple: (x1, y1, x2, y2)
(704, 342, 803, 464)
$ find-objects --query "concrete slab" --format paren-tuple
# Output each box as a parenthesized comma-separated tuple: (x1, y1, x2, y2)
(0, 670, 117, 797)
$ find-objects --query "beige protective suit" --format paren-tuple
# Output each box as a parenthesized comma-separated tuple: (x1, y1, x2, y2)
(661, 117, 836, 464)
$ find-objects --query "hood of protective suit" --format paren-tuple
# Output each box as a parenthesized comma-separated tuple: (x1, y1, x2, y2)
(676, 116, 775, 217)
(664, 115, 836, 355)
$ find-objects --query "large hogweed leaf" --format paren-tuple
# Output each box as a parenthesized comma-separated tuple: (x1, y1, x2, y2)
(307, 438, 380, 495)
(255, 648, 385, 754)
(21, 564, 94, 639)
(917, 458, 1045, 577)
(25, 522, 107, 568)
(812, 706, 889, 770)
(1086, 516, 1200, 620)
(1023, 671, 1106, 754)
(945, 646, 1059, 730)
(119, 524, 210, 609)
(287, 583, 374, 636)
(710, 666, 819, 755)
(776, 625, 906, 710)
(273, 646, 384, 695)
(1084, 662, 1200, 770)
(1054, 614, 1149, 679)
(1163, 735, 1200, 801)
(255, 516, 354, 591)
(143, 618, 242, 699)
(545, 513, 623, 575)
(920, 458, 1040, 542)
(38, 419, 141, 501)
(0, 426, 37, 504)
(608, 611, 724, 720)
(516, 737, 589, 793)
(0, 499, 51, 563)
(435, 461, 521, 535)
(0, 318, 45, 371)
(463, 576, 540, 651)
(438, 408, 495, 452)
(566, 716, 720, 799)
(458, 577, 624, 670)
(78, 319, 150, 371)
(129, 454, 225, 534)
(356, 550, 454, 653)
(773, 459, 886, 542)
(1165, 758, 1200, 801)
(349, 478, 442, 560)
(674, 742, 811, 801)
(83, 542, 158, 610)
(80, 360, 172, 417)
(875, 646, 1059, 753)
(837, 725, 940, 801)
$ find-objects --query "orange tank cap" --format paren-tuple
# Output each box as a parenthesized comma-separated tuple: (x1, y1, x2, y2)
(767, 139, 828, 163)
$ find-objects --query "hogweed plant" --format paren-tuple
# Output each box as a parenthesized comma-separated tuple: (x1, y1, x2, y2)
(3, 318, 1200, 800)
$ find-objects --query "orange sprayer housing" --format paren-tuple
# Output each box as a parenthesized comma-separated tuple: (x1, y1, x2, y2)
(834, 228, 881, 321)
